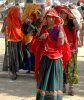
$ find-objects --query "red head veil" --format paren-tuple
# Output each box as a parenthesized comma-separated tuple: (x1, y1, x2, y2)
(37, 9, 61, 36)
(46, 9, 61, 25)
(54, 5, 63, 14)
(54, 5, 76, 19)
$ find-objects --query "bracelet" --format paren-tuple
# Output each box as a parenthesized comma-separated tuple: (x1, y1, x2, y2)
(73, 19, 78, 25)
(59, 32, 64, 38)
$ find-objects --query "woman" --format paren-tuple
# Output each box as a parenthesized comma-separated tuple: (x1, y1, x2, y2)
(30, 9, 70, 100)
(55, 6, 79, 95)
(21, 3, 40, 73)
(7, 6, 23, 80)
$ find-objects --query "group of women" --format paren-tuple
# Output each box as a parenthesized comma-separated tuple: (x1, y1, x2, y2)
(1, 3, 80, 100)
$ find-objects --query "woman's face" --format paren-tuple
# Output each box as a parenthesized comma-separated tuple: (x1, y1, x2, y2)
(59, 10, 67, 20)
(46, 15, 56, 25)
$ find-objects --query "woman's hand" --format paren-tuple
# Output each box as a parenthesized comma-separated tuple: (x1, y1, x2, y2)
(59, 18, 64, 31)
(59, 32, 64, 45)
(73, 19, 80, 30)
(39, 33, 48, 41)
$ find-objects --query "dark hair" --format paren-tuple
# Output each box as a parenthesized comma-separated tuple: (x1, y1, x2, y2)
(68, 5, 72, 9)
(68, 5, 75, 9)
(67, 19, 74, 33)
(15, 3, 19, 6)
(81, 6, 84, 10)
(40, 5, 45, 10)
(77, 2, 80, 6)
(51, 5, 55, 8)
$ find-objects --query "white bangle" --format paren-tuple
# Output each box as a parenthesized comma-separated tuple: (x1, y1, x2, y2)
(59, 32, 64, 38)
(73, 19, 79, 26)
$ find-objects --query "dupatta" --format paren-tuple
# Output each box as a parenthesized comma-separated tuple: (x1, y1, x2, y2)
(7, 6, 23, 41)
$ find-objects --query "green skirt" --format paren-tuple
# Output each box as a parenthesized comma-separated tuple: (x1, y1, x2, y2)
(63, 52, 78, 84)
(36, 55, 63, 100)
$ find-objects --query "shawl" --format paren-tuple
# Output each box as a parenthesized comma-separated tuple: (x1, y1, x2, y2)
(7, 6, 23, 41)
(21, 3, 40, 24)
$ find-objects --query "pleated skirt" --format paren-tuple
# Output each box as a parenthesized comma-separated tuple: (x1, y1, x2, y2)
(8, 41, 23, 73)
(36, 55, 63, 100)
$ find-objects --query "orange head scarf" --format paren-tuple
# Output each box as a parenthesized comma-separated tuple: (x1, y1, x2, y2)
(21, 4, 40, 44)
(7, 6, 23, 41)
(21, 3, 40, 24)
